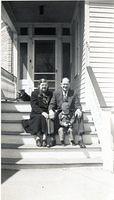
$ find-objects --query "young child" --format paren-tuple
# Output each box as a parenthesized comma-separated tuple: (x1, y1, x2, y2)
(58, 102, 76, 145)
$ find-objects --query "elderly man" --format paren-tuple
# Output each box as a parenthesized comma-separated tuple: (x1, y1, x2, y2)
(49, 77, 86, 148)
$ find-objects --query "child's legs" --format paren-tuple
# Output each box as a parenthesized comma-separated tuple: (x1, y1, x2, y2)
(68, 128, 74, 142)
(58, 127, 65, 142)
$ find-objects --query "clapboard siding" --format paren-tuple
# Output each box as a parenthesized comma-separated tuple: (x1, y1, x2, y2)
(1, 24, 13, 73)
(90, 48, 114, 53)
(89, 2, 114, 107)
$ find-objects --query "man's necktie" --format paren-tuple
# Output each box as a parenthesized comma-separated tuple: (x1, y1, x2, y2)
(63, 91, 68, 101)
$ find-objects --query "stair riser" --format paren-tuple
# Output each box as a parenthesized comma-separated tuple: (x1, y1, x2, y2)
(1, 112, 93, 121)
(1, 122, 95, 132)
(84, 124, 96, 132)
(1, 134, 99, 145)
(2, 149, 102, 159)
(1, 102, 88, 112)
(1, 163, 103, 170)
(2, 113, 30, 120)
(1, 123, 24, 132)
(1, 103, 31, 112)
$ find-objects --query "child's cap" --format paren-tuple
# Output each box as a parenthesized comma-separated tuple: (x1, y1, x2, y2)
(61, 102, 69, 113)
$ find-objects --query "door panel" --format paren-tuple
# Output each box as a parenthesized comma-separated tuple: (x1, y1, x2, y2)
(62, 42, 70, 79)
(34, 40, 55, 90)
(20, 42, 28, 79)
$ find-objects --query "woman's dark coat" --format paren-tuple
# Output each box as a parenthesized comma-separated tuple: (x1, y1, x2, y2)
(29, 89, 53, 135)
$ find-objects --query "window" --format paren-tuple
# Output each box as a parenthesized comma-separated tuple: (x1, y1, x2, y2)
(62, 28, 70, 36)
(20, 28, 28, 35)
(34, 27, 56, 35)
(20, 43, 28, 79)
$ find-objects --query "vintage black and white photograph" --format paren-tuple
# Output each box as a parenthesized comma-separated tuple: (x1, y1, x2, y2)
(1, 0, 114, 199)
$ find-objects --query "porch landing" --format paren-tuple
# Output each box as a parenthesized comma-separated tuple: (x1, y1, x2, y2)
(2, 167, 114, 200)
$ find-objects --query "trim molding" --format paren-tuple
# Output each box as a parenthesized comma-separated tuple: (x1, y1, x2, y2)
(1, 68, 17, 83)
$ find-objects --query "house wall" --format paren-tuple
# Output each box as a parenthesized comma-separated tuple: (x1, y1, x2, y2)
(1, 4, 17, 99)
(1, 25, 13, 72)
(2, 1, 114, 105)
(71, 1, 114, 108)
(89, 2, 114, 107)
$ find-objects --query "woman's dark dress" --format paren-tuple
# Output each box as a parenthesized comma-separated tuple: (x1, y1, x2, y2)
(29, 89, 53, 135)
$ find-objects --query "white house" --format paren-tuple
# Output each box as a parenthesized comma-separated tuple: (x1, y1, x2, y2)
(1, 0, 114, 172)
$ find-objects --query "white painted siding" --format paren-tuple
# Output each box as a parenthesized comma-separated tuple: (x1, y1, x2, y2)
(1, 5, 18, 99)
(1, 24, 13, 72)
(89, 2, 114, 107)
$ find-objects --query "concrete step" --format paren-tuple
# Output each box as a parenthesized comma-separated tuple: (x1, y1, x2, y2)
(1, 119, 96, 132)
(1, 101, 89, 112)
(1, 122, 24, 132)
(1, 111, 93, 121)
(1, 132, 99, 145)
(1, 112, 30, 120)
(1, 157, 103, 170)
(1, 102, 102, 170)
(1, 142, 101, 150)
(1, 145, 101, 160)
(1, 142, 102, 169)
(2, 130, 97, 135)
(1, 101, 31, 112)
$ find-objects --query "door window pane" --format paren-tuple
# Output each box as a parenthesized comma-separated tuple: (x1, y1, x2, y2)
(20, 28, 28, 35)
(62, 28, 70, 35)
(34, 81, 55, 89)
(35, 40, 55, 73)
(34, 40, 55, 90)
(34, 74, 55, 80)
(20, 43, 28, 79)
(62, 43, 70, 79)
(34, 28, 56, 35)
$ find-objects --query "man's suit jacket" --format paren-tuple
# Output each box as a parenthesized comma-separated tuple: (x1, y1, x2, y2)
(49, 87, 85, 135)
(49, 87, 82, 113)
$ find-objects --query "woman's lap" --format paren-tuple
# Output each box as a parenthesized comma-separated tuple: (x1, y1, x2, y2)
(30, 113, 47, 135)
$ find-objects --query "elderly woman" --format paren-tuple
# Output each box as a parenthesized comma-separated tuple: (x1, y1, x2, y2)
(29, 79, 53, 147)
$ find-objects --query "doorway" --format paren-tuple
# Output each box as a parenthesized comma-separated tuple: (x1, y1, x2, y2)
(34, 40, 56, 91)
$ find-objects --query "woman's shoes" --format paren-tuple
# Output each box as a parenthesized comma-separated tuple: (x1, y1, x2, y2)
(78, 141, 86, 148)
(47, 143, 52, 148)
(36, 138, 42, 147)
(61, 140, 65, 146)
(42, 140, 47, 147)
(71, 140, 76, 146)
(36, 138, 47, 147)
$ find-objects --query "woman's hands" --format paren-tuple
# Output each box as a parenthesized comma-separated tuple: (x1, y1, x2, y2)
(42, 110, 55, 119)
(49, 110, 55, 119)
(42, 112, 49, 119)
